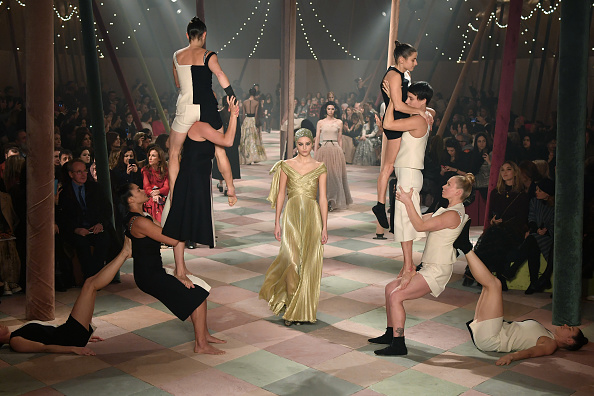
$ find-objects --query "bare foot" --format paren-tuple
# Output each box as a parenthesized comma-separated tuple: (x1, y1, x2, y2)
(122, 237, 132, 259)
(398, 269, 416, 290)
(195, 343, 226, 355)
(206, 334, 227, 344)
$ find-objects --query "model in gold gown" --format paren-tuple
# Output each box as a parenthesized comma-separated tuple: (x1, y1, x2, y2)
(259, 129, 328, 324)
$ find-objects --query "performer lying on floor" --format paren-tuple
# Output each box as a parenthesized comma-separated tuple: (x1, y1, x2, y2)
(0, 239, 132, 355)
(454, 223, 589, 365)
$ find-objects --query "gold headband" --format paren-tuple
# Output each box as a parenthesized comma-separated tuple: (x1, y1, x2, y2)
(294, 128, 313, 141)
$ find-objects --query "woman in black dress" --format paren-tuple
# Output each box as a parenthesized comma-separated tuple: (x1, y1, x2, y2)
(162, 98, 239, 271)
(121, 183, 225, 355)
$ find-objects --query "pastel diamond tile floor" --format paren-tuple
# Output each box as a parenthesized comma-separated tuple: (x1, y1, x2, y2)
(1, 131, 593, 395)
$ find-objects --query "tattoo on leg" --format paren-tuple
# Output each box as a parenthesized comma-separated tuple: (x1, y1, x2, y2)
(395, 327, 404, 337)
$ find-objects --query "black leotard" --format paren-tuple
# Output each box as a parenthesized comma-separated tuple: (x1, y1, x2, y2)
(381, 66, 410, 140)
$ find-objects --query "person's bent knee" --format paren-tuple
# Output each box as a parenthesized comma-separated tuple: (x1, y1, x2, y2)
(484, 275, 501, 290)
(388, 288, 406, 304)
(82, 276, 98, 293)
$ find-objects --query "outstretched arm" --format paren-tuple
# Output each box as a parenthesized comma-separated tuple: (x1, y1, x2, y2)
(495, 337, 557, 366)
(10, 337, 95, 355)
(130, 217, 179, 246)
(189, 97, 239, 146)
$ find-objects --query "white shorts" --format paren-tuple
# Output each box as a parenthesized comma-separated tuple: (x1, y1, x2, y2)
(393, 167, 425, 242)
(418, 262, 454, 297)
(468, 317, 504, 352)
(171, 104, 201, 134)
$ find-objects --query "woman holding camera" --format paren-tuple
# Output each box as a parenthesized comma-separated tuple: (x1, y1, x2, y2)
(111, 145, 143, 189)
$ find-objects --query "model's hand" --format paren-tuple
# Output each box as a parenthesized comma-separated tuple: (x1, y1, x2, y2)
(150, 189, 160, 197)
(424, 110, 434, 126)
(397, 268, 416, 290)
(73, 347, 96, 356)
(491, 216, 503, 226)
(496, 354, 513, 366)
(395, 186, 414, 205)
(274, 223, 281, 241)
(227, 96, 239, 117)
(537, 228, 547, 236)
(89, 336, 104, 343)
(321, 228, 328, 245)
(382, 80, 390, 97)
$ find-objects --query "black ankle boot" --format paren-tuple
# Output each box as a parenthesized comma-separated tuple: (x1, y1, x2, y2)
(374, 336, 408, 356)
(368, 327, 393, 344)
(372, 203, 389, 229)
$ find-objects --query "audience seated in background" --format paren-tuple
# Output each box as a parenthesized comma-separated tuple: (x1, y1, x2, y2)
(57, 159, 111, 280)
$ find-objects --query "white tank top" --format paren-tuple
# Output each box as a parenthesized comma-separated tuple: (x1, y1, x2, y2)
(498, 320, 554, 352)
(421, 203, 468, 265)
(394, 124, 429, 170)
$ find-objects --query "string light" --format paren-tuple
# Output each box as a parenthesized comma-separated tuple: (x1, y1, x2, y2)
(219, 0, 262, 53)
(459, 1, 561, 62)
(14, 0, 25, 6)
(305, 1, 360, 61)
(297, 5, 317, 60)
(53, 4, 78, 21)
(249, 1, 271, 58)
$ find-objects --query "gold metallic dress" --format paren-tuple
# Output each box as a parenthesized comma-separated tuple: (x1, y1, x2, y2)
(259, 160, 327, 323)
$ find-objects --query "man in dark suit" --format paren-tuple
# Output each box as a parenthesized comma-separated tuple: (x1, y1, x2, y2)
(58, 159, 110, 279)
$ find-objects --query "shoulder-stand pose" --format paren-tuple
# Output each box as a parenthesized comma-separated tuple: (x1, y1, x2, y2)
(452, 226, 588, 365)
(168, 17, 237, 203)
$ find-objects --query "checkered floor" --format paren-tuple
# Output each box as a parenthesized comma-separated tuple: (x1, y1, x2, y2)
(1, 131, 593, 396)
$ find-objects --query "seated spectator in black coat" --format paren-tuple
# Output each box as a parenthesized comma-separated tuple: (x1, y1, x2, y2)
(58, 159, 110, 279)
